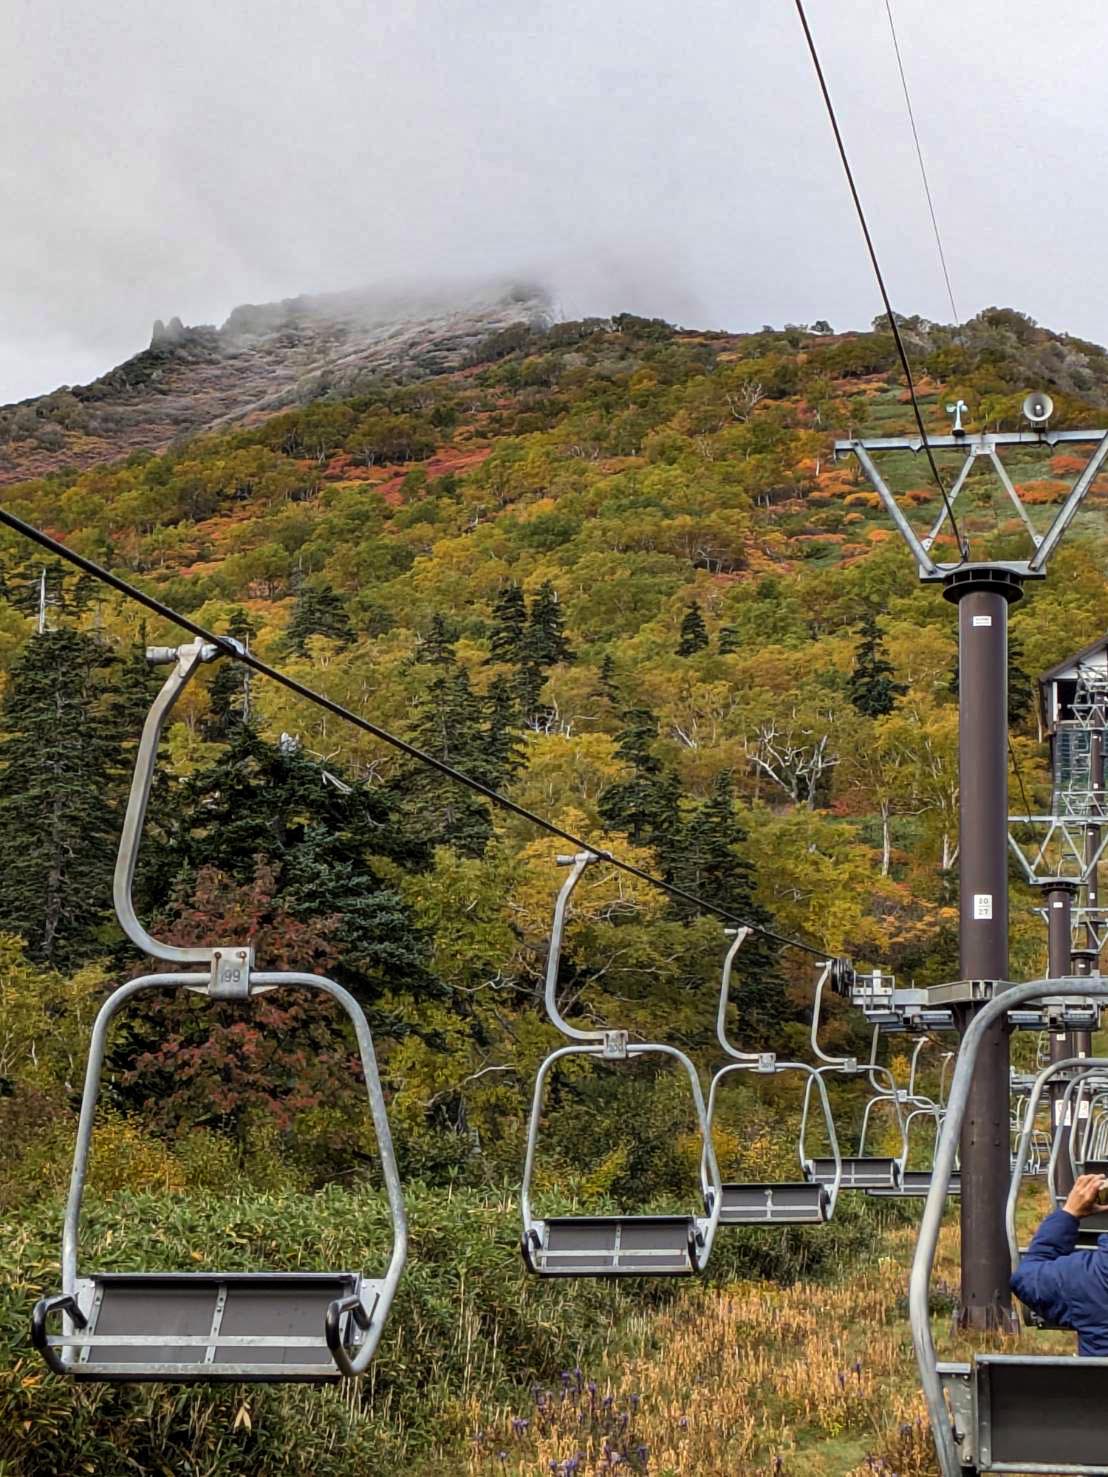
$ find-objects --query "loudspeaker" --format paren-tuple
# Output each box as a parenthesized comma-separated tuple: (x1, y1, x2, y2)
(1023, 390, 1054, 424)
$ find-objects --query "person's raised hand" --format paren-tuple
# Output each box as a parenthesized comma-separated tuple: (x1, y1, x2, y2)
(1063, 1173, 1107, 1219)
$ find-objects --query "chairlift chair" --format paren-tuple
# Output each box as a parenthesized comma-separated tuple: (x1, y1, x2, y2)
(31, 643, 407, 1382)
(1006, 1056, 1108, 1321)
(862, 1040, 959, 1199)
(914, 974, 1108, 1475)
(700, 930, 841, 1226)
(800, 969, 907, 1193)
(867, 1107, 961, 1198)
(520, 853, 721, 1276)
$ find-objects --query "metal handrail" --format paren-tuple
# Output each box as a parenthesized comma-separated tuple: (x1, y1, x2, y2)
(1004, 1056, 1108, 1272)
(910, 977, 1108, 1477)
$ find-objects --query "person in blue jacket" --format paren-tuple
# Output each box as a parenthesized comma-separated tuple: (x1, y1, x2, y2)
(1012, 1171, 1108, 1352)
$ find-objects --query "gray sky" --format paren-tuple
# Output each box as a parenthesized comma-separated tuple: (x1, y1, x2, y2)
(2, 0, 1106, 405)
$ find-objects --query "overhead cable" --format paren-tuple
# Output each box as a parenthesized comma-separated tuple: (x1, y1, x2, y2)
(884, 0, 960, 325)
(0, 504, 833, 960)
(793, 0, 967, 559)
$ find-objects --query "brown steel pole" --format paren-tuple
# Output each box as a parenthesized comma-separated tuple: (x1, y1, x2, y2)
(1046, 881, 1078, 1197)
(945, 568, 1022, 1330)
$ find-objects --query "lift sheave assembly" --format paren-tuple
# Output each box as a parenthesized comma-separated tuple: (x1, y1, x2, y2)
(31, 642, 407, 1383)
(521, 853, 722, 1277)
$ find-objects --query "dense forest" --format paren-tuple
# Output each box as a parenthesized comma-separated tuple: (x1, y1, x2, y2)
(2, 303, 1108, 1473)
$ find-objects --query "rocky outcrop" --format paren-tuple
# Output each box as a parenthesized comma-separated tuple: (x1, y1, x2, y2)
(0, 280, 551, 484)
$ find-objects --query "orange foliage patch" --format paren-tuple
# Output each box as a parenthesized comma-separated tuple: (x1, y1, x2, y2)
(1050, 454, 1085, 477)
(370, 445, 493, 505)
(1016, 479, 1068, 505)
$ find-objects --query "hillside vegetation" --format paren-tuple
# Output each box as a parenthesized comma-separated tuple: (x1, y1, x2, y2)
(1, 303, 1107, 1473)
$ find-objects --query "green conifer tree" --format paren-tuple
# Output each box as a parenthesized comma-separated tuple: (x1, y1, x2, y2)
(401, 666, 497, 855)
(718, 624, 742, 655)
(0, 629, 122, 963)
(418, 613, 457, 666)
(599, 706, 678, 848)
(487, 582, 527, 664)
(677, 602, 709, 656)
(484, 675, 525, 786)
(205, 609, 259, 738)
(522, 582, 573, 667)
(597, 652, 620, 703)
(285, 581, 354, 655)
(1008, 633, 1034, 727)
(848, 614, 906, 718)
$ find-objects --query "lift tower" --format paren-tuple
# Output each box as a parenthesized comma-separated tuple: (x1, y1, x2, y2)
(837, 404, 1108, 1328)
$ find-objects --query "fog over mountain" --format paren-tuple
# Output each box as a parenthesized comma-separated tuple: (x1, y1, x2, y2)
(4, 0, 1108, 403)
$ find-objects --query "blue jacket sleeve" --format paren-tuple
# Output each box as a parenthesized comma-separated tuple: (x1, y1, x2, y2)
(1011, 1209, 1081, 1325)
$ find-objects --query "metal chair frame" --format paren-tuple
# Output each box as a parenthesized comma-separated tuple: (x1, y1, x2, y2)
(31, 643, 406, 1382)
(520, 853, 722, 1276)
(799, 967, 907, 1192)
(912, 975, 1108, 1476)
(700, 930, 842, 1225)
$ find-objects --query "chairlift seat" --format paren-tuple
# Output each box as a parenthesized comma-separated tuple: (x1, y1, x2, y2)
(808, 1156, 901, 1190)
(941, 1355, 1108, 1472)
(522, 1216, 704, 1276)
(1075, 1210, 1108, 1248)
(717, 1181, 831, 1225)
(1078, 1157, 1108, 1176)
(867, 1170, 961, 1198)
(32, 1272, 374, 1382)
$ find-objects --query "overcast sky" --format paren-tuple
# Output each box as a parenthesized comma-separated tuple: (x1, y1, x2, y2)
(2, 0, 1106, 405)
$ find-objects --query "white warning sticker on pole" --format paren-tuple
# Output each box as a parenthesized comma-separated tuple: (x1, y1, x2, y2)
(973, 893, 993, 919)
(972, 615, 993, 627)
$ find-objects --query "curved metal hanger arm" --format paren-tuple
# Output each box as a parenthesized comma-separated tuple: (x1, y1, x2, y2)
(113, 641, 221, 963)
(715, 926, 754, 1060)
(544, 852, 604, 1042)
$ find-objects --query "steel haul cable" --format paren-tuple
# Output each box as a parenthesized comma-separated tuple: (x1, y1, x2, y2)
(793, 0, 967, 560)
(883, 0, 959, 326)
(0, 503, 837, 961)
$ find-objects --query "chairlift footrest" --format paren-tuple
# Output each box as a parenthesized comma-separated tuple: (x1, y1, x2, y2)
(807, 1157, 901, 1190)
(33, 1271, 374, 1382)
(866, 1171, 961, 1198)
(522, 1216, 705, 1277)
(716, 1181, 831, 1224)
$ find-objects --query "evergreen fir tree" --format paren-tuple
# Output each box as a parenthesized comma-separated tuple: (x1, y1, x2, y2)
(169, 723, 427, 993)
(399, 666, 496, 855)
(1008, 634, 1034, 727)
(285, 581, 354, 655)
(522, 582, 573, 667)
(0, 629, 122, 964)
(718, 624, 742, 655)
(598, 706, 677, 847)
(417, 612, 457, 666)
(597, 652, 620, 703)
(484, 675, 525, 786)
(487, 582, 527, 664)
(205, 608, 258, 739)
(677, 602, 709, 657)
(848, 614, 905, 717)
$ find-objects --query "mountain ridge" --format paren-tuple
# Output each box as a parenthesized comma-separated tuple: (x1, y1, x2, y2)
(0, 280, 551, 485)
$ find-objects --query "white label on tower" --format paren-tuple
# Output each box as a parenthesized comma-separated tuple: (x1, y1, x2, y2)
(1052, 900, 1064, 909)
(972, 615, 992, 627)
(974, 893, 993, 919)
